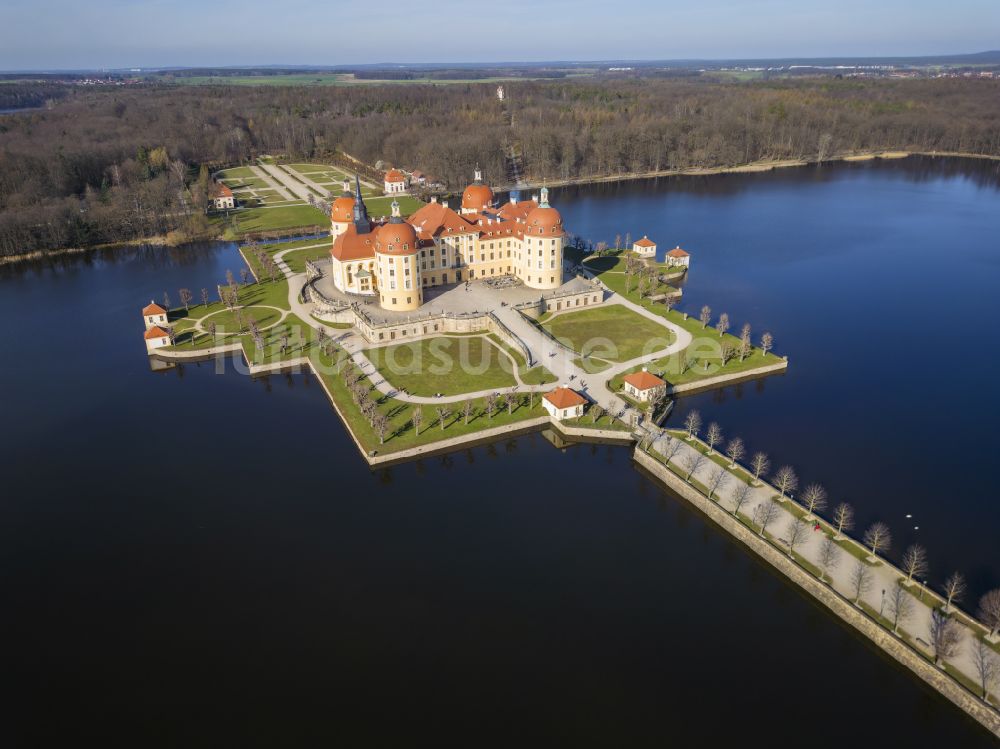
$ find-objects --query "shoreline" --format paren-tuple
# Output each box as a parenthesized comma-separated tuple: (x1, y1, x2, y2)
(4, 151, 999, 267)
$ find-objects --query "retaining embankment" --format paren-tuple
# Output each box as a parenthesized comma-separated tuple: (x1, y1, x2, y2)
(632, 447, 1000, 739)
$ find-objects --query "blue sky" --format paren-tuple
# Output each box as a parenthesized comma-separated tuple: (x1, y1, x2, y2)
(3, 0, 998, 70)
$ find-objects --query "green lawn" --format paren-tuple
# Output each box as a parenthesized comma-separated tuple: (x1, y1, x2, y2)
(365, 195, 425, 217)
(486, 333, 557, 386)
(228, 204, 330, 233)
(283, 245, 332, 273)
(365, 336, 517, 396)
(541, 305, 675, 361)
(572, 356, 612, 374)
(217, 166, 258, 179)
(202, 305, 283, 333)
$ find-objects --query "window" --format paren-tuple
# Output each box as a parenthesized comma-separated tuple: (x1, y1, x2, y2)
(392, 298, 397, 305)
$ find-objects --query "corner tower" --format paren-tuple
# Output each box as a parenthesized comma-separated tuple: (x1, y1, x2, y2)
(522, 186, 564, 290)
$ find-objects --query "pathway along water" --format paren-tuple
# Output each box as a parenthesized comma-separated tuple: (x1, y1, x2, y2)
(0, 161, 998, 745)
(555, 155, 1000, 601)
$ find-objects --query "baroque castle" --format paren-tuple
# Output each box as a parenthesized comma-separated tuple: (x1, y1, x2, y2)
(329, 169, 566, 312)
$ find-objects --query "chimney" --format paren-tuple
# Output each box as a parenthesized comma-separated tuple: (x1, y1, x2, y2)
(430, 196, 437, 204)
(532, 192, 539, 203)
(442, 200, 449, 209)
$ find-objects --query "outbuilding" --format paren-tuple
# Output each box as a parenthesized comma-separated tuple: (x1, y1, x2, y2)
(665, 246, 690, 268)
(142, 300, 168, 330)
(542, 387, 587, 420)
(633, 235, 657, 258)
(144, 325, 171, 353)
(384, 169, 407, 194)
(622, 369, 667, 402)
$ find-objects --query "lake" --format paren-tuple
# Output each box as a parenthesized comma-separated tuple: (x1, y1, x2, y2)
(1, 157, 998, 746)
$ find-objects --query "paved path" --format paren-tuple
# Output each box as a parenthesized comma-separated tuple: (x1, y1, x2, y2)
(256, 163, 314, 201)
(250, 165, 296, 201)
(646, 432, 995, 685)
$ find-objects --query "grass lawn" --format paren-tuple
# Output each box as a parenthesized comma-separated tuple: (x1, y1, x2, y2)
(315, 346, 548, 455)
(541, 305, 675, 361)
(365, 195, 425, 217)
(217, 166, 258, 179)
(572, 356, 612, 374)
(486, 333, 557, 386)
(365, 336, 517, 396)
(283, 245, 333, 273)
(229, 204, 329, 233)
(202, 305, 283, 333)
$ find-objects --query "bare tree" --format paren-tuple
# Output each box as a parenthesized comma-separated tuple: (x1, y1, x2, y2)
(179, 288, 193, 313)
(507, 388, 516, 415)
(752, 499, 781, 538)
(412, 407, 423, 436)
(800, 483, 827, 520)
(760, 332, 774, 357)
(929, 608, 963, 667)
(971, 637, 999, 703)
(661, 435, 685, 465)
(850, 559, 873, 606)
(240, 267, 250, 286)
(206, 321, 217, 340)
(463, 400, 474, 425)
(436, 405, 451, 431)
(772, 465, 798, 500)
(699, 305, 712, 329)
(201, 288, 209, 308)
(485, 393, 498, 420)
(832, 502, 854, 540)
(943, 572, 966, 613)
(978, 589, 1000, 640)
(707, 466, 729, 500)
(683, 451, 706, 482)
(163, 291, 171, 310)
(717, 312, 730, 338)
(683, 409, 701, 440)
(818, 535, 841, 583)
(901, 544, 929, 585)
(750, 452, 769, 486)
(887, 582, 914, 635)
(725, 437, 745, 468)
(590, 404, 604, 424)
(705, 422, 723, 454)
(862, 522, 892, 562)
(374, 412, 389, 444)
(738, 323, 752, 361)
(731, 482, 753, 519)
(785, 517, 810, 559)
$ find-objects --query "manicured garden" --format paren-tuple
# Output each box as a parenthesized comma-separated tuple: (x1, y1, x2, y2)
(364, 336, 517, 396)
(541, 305, 675, 361)
(226, 204, 330, 233)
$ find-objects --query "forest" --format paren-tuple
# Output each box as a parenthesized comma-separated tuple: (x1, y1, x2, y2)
(1, 76, 999, 257)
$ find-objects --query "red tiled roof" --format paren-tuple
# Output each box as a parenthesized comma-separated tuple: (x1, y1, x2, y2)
(331, 223, 379, 262)
(623, 370, 666, 391)
(385, 169, 405, 183)
(144, 326, 169, 340)
(666, 247, 689, 258)
(544, 387, 587, 409)
(462, 183, 494, 211)
(634, 236, 656, 247)
(142, 301, 166, 316)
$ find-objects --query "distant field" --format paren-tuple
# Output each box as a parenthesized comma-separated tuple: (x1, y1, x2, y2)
(165, 73, 574, 87)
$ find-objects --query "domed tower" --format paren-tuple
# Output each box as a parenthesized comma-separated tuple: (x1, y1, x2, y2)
(461, 166, 494, 215)
(330, 178, 355, 238)
(375, 200, 422, 311)
(522, 186, 564, 290)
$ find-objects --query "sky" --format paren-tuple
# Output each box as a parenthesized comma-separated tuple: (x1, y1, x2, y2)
(2, 0, 998, 71)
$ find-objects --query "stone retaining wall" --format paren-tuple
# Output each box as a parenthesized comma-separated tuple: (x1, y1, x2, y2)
(632, 448, 1000, 739)
(666, 359, 789, 395)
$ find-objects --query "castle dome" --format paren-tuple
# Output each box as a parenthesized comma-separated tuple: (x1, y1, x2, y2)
(375, 220, 418, 255)
(331, 196, 355, 223)
(525, 205, 563, 235)
(461, 183, 494, 212)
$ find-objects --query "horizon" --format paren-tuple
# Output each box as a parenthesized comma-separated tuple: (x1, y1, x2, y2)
(4, 0, 999, 71)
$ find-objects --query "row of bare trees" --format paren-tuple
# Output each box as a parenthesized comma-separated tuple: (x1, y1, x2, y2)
(675, 407, 1000, 689)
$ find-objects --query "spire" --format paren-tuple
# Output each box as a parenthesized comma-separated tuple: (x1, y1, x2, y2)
(474, 164, 482, 183)
(390, 199, 402, 223)
(539, 186, 550, 208)
(352, 174, 370, 233)
(341, 178, 351, 196)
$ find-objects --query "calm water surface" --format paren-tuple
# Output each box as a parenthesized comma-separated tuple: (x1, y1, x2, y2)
(1, 159, 998, 746)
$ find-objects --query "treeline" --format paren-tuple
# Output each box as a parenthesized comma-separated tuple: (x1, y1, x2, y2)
(0, 82, 72, 110)
(1, 77, 999, 256)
